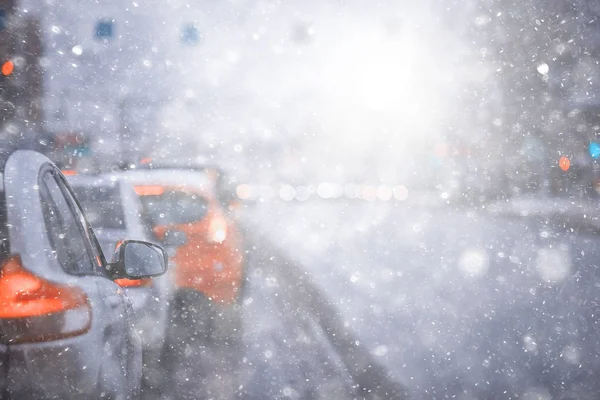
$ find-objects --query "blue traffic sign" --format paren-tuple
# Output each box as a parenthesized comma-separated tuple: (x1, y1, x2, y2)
(182, 24, 199, 45)
(95, 20, 114, 39)
(590, 141, 600, 159)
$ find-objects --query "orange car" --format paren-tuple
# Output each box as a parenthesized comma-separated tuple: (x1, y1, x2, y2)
(114, 165, 245, 340)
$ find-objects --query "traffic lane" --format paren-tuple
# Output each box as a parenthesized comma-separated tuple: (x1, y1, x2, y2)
(244, 200, 600, 398)
(238, 249, 356, 399)
(144, 235, 360, 400)
(147, 297, 239, 400)
(239, 237, 408, 400)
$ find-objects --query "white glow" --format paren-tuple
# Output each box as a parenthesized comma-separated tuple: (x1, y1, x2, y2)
(279, 185, 296, 201)
(393, 185, 409, 201)
(71, 45, 83, 55)
(316, 25, 467, 165)
(537, 62, 549, 75)
(330, 184, 344, 199)
(152, 5, 476, 185)
(209, 218, 228, 243)
(211, 229, 227, 243)
(361, 185, 377, 202)
(458, 247, 489, 278)
(376, 185, 392, 201)
(536, 247, 571, 283)
(236, 184, 252, 200)
(317, 183, 334, 199)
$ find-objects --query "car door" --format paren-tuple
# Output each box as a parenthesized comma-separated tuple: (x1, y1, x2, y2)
(3, 150, 139, 395)
(42, 169, 142, 392)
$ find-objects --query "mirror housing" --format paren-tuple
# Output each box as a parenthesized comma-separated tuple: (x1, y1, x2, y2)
(107, 240, 168, 280)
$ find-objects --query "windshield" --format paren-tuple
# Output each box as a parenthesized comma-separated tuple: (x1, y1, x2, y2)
(137, 189, 209, 227)
(72, 186, 126, 230)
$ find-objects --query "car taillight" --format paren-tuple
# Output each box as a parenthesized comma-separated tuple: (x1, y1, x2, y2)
(114, 278, 152, 288)
(208, 217, 228, 243)
(134, 185, 164, 196)
(0, 255, 92, 344)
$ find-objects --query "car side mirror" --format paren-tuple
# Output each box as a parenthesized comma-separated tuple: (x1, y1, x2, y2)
(162, 229, 187, 248)
(107, 240, 168, 280)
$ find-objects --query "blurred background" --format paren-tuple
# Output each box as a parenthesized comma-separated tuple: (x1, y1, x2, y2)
(6, 1, 600, 399)
(3, 0, 600, 196)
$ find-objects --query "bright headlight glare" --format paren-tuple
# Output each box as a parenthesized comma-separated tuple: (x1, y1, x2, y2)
(208, 218, 228, 243)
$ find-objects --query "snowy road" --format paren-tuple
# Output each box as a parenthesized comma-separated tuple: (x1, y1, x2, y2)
(144, 218, 406, 400)
(144, 198, 600, 399)
(238, 234, 408, 400)
(244, 199, 600, 399)
(238, 241, 356, 399)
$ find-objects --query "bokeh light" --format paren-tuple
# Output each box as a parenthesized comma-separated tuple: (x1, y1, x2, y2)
(559, 156, 570, 172)
(1, 60, 13, 76)
(589, 142, 600, 159)
(393, 185, 409, 201)
(235, 184, 252, 200)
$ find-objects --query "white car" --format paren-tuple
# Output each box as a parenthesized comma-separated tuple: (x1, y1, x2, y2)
(67, 174, 173, 387)
(0, 150, 168, 399)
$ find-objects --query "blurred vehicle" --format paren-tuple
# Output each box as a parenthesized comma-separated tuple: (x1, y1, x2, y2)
(67, 174, 173, 384)
(114, 161, 246, 342)
(137, 156, 242, 212)
(0, 150, 168, 399)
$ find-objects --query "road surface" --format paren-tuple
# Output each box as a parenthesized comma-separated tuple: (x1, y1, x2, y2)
(245, 199, 600, 399)
(150, 198, 600, 399)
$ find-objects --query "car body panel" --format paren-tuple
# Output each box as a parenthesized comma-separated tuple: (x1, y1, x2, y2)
(68, 175, 172, 351)
(1, 150, 141, 399)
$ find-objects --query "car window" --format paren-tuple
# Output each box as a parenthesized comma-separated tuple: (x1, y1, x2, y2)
(72, 185, 126, 230)
(138, 207, 159, 241)
(98, 239, 118, 259)
(137, 189, 209, 226)
(40, 171, 98, 274)
(59, 177, 107, 269)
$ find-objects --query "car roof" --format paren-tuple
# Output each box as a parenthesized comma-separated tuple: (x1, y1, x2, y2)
(110, 169, 213, 192)
(0, 149, 21, 174)
(66, 174, 119, 188)
(134, 153, 215, 169)
(137, 160, 220, 172)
